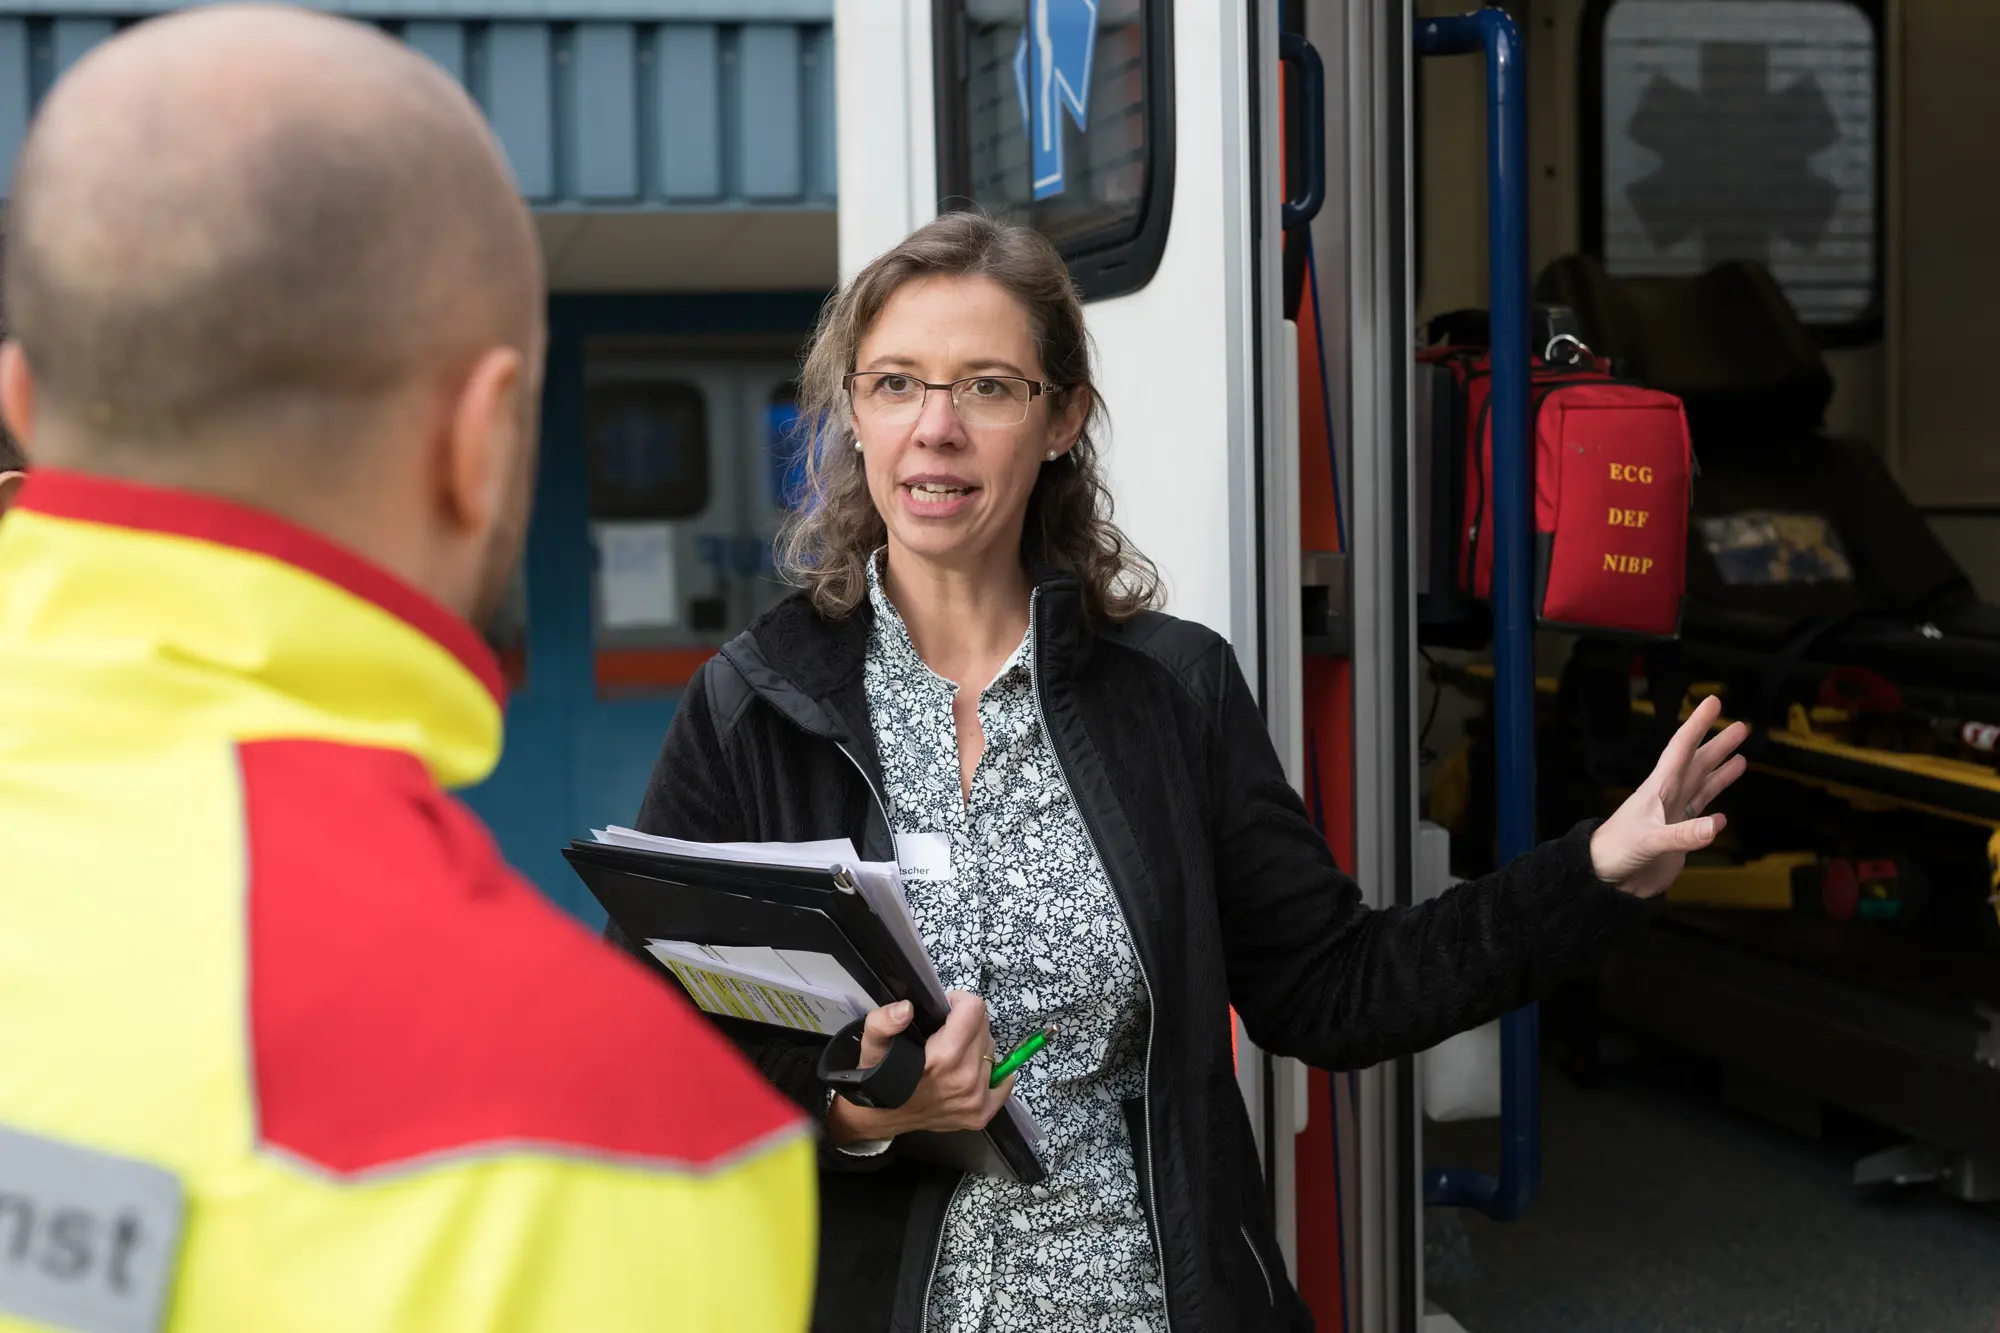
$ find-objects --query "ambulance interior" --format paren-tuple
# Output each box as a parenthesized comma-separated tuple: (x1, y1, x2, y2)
(1410, 2, 2000, 1327)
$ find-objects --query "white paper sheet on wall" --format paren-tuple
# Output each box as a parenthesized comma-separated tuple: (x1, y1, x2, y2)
(597, 522, 678, 629)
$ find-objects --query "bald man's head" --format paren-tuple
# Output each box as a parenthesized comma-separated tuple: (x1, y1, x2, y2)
(4, 3, 542, 472)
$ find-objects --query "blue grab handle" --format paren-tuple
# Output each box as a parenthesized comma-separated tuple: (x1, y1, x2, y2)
(1279, 31, 1326, 230)
(1413, 6, 1539, 1224)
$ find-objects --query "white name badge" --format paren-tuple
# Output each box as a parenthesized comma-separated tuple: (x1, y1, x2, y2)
(0, 1123, 185, 1333)
(894, 832, 955, 883)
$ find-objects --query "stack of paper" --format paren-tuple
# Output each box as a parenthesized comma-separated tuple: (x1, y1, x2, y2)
(591, 827, 1046, 1158)
(592, 826, 860, 868)
(593, 826, 951, 1017)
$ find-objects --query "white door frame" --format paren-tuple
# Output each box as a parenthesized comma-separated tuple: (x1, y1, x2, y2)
(1318, 0, 1424, 1330)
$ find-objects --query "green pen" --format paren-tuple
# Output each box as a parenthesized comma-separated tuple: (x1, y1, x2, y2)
(989, 1025, 1055, 1087)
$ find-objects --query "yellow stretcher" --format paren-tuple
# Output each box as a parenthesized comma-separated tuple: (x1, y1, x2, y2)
(1667, 853, 1818, 911)
(1443, 664, 2000, 928)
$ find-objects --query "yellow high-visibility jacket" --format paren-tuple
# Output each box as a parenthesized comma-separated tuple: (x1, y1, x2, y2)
(0, 471, 815, 1332)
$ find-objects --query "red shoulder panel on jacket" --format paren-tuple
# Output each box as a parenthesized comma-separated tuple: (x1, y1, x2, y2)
(239, 739, 802, 1176)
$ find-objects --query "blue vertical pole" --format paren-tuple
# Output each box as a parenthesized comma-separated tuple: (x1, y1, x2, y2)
(1415, 6, 1538, 1223)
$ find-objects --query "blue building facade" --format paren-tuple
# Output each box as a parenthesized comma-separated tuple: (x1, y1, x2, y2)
(0, 0, 837, 921)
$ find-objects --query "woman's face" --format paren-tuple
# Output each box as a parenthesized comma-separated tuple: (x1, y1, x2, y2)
(850, 274, 1084, 580)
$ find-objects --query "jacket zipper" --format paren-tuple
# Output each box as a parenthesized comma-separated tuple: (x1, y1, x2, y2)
(832, 735, 894, 844)
(1239, 1224, 1275, 1306)
(1025, 586, 1173, 1333)
(917, 1175, 966, 1333)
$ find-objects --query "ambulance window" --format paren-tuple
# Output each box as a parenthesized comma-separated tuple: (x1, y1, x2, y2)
(586, 380, 710, 521)
(1583, 0, 1882, 339)
(933, 0, 1174, 301)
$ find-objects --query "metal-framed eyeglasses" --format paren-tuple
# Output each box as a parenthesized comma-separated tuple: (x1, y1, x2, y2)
(843, 371, 1064, 428)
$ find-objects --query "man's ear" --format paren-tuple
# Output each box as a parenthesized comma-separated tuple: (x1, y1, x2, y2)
(0, 342, 37, 449)
(441, 346, 526, 537)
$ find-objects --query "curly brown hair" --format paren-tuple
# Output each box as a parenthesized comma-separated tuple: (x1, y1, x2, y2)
(776, 211, 1161, 624)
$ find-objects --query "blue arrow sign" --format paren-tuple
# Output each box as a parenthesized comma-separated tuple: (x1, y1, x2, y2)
(1013, 0, 1097, 201)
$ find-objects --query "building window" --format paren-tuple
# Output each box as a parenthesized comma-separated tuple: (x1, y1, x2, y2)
(934, 0, 1175, 301)
(1583, 0, 1882, 338)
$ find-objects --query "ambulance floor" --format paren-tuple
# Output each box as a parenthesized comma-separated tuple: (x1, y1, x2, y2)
(1421, 1056, 2000, 1333)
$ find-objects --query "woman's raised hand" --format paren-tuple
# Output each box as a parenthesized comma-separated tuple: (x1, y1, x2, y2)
(825, 990, 1016, 1147)
(1587, 695, 1751, 899)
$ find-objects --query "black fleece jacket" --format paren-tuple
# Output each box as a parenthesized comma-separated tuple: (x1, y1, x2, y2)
(608, 575, 1651, 1332)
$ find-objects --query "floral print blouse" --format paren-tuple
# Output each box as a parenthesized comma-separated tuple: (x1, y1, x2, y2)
(862, 560, 1167, 1333)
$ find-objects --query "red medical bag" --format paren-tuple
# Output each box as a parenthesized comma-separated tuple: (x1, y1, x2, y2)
(1423, 343, 1693, 639)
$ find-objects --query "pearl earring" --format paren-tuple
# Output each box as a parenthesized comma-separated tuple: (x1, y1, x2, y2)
(853, 440, 863, 452)
(1045, 450, 1059, 462)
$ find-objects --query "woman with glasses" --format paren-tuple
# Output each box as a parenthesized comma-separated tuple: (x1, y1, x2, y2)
(616, 211, 1747, 1332)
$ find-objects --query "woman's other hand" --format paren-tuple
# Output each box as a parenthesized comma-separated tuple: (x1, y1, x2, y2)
(1589, 695, 1750, 898)
(824, 990, 1016, 1146)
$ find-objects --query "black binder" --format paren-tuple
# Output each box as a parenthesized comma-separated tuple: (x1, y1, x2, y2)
(563, 840, 1048, 1186)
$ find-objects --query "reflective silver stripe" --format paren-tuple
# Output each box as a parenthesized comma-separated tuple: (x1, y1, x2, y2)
(0, 1124, 184, 1333)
